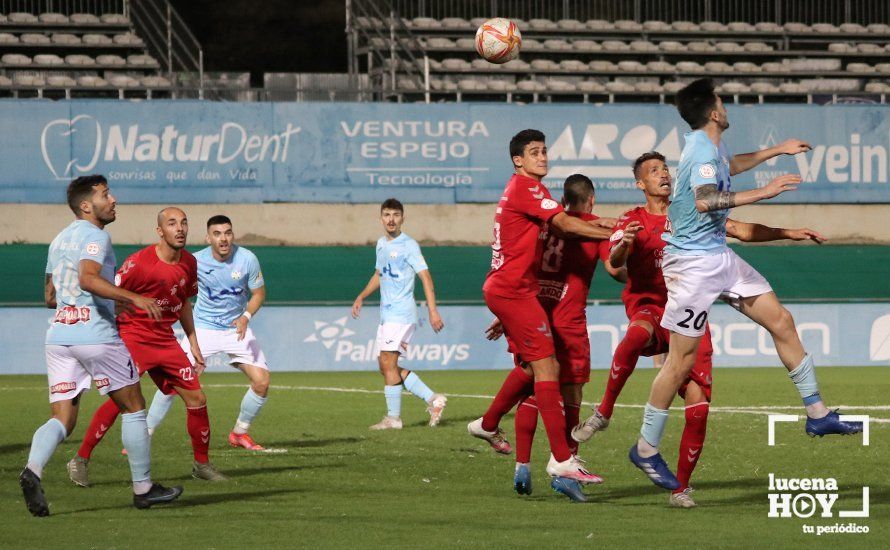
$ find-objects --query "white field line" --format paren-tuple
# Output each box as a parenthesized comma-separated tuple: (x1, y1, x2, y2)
(5, 383, 890, 422)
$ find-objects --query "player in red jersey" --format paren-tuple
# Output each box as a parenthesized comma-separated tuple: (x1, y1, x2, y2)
(573, 151, 825, 507)
(486, 174, 627, 501)
(467, 129, 640, 488)
(67, 207, 227, 486)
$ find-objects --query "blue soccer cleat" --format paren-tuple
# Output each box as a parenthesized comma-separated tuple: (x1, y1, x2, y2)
(806, 410, 863, 437)
(628, 444, 680, 490)
(551, 476, 587, 503)
(514, 464, 532, 495)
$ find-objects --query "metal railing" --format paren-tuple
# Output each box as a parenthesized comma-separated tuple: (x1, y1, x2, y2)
(0, 0, 125, 15)
(387, 0, 889, 25)
(129, 0, 204, 97)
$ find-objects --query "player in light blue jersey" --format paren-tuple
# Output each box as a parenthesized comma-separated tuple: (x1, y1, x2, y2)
(352, 198, 447, 430)
(145, 215, 271, 451)
(628, 79, 862, 492)
(21, 175, 182, 516)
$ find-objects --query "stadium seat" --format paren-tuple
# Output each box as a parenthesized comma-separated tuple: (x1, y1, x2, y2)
(77, 75, 107, 87)
(659, 41, 684, 52)
(96, 54, 126, 66)
(617, 60, 645, 71)
(784, 22, 810, 32)
(864, 81, 890, 93)
(33, 54, 64, 66)
(704, 61, 732, 72)
(70, 13, 101, 25)
(643, 20, 670, 31)
(876, 63, 890, 73)
(629, 40, 658, 52)
(398, 78, 419, 90)
(867, 23, 890, 33)
(779, 82, 806, 93)
(65, 54, 96, 66)
(521, 39, 542, 50)
(1, 54, 32, 66)
(0, 14, 6, 23)
(687, 41, 711, 52)
(662, 81, 687, 93)
(719, 82, 749, 93)
(839, 23, 867, 34)
(557, 19, 584, 31)
(847, 63, 875, 73)
(613, 20, 641, 31)
(528, 19, 557, 31)
(501, 59, 530, 71)
(411, 17, 437, 29)
(530, 59, 558, 70)
(469, 18, 487, 28)
(455, 38, 475, 49)
(634, 81, 662, 93)
(605, 80, 634, 92)
(427, 37, 454, 48)
(559, 59, 587, 71)
(128, 54, 159, 66)
(39, 13, 69, 24)
(516, 79, 545, 92)
(802, 78, 860, 92)
(0, 75, 12, 86)
(647, 60, 674, 71)
(727, 22, 755, 32)
(744, 41, 773, 52)
(83, 34, 113, 45)
(715, 42, 744, 52)
(440, 17, 469, 29)
(755, 22, 782, 32)
(470, 58, 492, 70)
(671, 21, 698, 31)
(8, 13, 38, 23)
(572, 40, 601, 52)
(545, 78, 576, 92)
(589, 60, 617, 71)
(100, 14, 129, 25)
(585, 19, 612, 30)
(750, 82, 779, 93)
(46, 75, 76, 87)
(577, 80, 606, 93)
(14, 73, 45, 86)
(542, 39, 572, 51)
(21, 33, 51, 45)
(699, 21, 727, 32)
(107, 74, 139, 87)
(733, 61, 761, 73)
(811, 23, 840, 34)
(487, 79, 516, 92)
(114, 33, 143, 46)
(601, 40, 628, 51)
(676, 61, 704, 72)
(51, 33, 81, 45)
(0, 33, 18, 44)
(828, 43, 855, 53)
(441, 58, 470, 70)
(760, 61, 785, 73)
(857, 43, 883, 53)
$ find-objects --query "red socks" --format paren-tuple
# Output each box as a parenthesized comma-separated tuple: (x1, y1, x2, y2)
(481, 366, 533, 432)
(534, 381, 572, 463)
(675, 402, 709, 492)
(186, 405, 210, 463)
(77, 399, 121, 459)
(598, 324, 651, 419)
(514, 396, 538, 464)
(564, 402, 581, 455)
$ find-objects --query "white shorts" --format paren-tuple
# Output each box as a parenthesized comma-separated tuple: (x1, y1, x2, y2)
(182, 327, 269, 370)
(45, 342, 138, 403)
(661, 248, 773, 337)
(373, 322, 416, 357)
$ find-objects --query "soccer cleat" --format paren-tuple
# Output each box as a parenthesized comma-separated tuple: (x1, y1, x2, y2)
(427, 394, 447, 427)
(369, 416, 403, 431)
(669, 487, 696, 508)
(514, 463, 532, 495)
(628, 443, 680, 490)
(805, 410, 863, 437)
(551, 476, 588, 503)
(546, 454, 603, 485)
(192, 460, 227, 481)
(228, 431, 265, 451)
(133, 483, 184, 510)
(67, 456, 90, 488)
(19, 468, 49, 517)
(467, 417, 512, 454)
(571, 410, 611, 443)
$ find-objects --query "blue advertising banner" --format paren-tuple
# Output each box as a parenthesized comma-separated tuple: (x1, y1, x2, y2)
(0, 100, 887, 204)
(1, 303, 888, 375)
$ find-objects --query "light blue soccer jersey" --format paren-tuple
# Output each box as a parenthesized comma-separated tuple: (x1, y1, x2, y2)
(375, 233, 429, 325)
(45, 220, 120, 345)
(664, 129, 734, 255)
(192, 245, 264, 330)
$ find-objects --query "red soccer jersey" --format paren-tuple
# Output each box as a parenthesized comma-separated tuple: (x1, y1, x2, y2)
(115, 245, 198, 342)
(537, 212, 610, 313)
(610, 206, 669, 315)
(483, 174, 565, 298)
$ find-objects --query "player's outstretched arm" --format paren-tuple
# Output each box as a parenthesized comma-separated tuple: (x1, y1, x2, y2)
(694, 174, 802, 213)
(180, 299, 206, 374)
(726, 219, 827, 244)
(608, 223, 642, 268)
(44, 273, 56, 309)
(417, 270, 444, 333)
(234, 285, 265, 341)
(550, 212, 615, 240)
(729, 138, 812, 176)
(79, 259, 162, 320)
(351, 271, 381, 319)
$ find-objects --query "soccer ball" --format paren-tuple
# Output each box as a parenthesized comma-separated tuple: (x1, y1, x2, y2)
(475, 17, 522, 64)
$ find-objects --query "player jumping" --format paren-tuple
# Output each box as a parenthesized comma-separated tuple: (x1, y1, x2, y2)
(69, 207, 227, 485)
(468, 129, 638, 487)
(22, 175, 182, 516)
(144, 215, 272, 451)
(574, 151, 827, 507)
(627, 79, 862, 492)
(352, 198, 447, 430)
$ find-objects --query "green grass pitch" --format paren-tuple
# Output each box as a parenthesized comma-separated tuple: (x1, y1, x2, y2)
(1, 367, 887, 549)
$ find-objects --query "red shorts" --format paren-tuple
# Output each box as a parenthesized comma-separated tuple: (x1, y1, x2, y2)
(122, 333, 201, 395)
(485, 291, 554, 363)
(626, 306, 713, 401)
(548, 302, 590, 384)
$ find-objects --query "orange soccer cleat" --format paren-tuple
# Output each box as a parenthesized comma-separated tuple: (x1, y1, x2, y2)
(228, 431, 265, 451)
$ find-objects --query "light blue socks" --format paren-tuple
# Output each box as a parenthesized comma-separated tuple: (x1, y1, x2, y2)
(121, 410, 152, 493)
(384, 385, 402, 418)
(25, 417, 67, 478)
(403, 371, 435, 403)
(640, 403, 670, 449)
(146, 390, 176, 433)
(788, 354, 821, 405)
(234, 388, 267, 434)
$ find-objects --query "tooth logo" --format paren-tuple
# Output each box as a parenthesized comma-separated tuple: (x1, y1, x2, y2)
(41, 115, 102, 180)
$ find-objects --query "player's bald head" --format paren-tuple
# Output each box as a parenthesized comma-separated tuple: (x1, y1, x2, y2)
(157, 207, 186, 226)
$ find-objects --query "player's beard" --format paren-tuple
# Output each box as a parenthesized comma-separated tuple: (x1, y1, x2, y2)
(96, 205, 116, 225)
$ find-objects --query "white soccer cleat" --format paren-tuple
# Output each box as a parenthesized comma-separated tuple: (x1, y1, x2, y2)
(467, 417, 512, 454)
(669, 488, 697, 508)
(546, 454, 603, 485)
(571, 410, 610, 443)
(369, 416, 403, 430)
(67, 456, 90, 488)
(427, 394, 447, 427)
